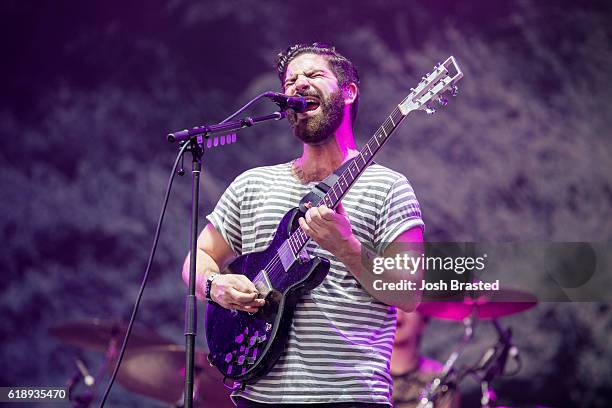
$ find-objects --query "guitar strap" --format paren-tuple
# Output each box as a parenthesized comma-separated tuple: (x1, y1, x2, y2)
(298, 158, 374, 213)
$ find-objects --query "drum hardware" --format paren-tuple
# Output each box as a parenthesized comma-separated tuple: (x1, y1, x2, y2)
(415, 287, 535, 408)
(417, 313, 476, 408)
(417, 288, 537, 321)
(114, 344, 232, 407)
(458, 319, 522, 408)
(49, 319, 232, 407)
(66, 358, 95, 408)
(48, 318, 172, 351)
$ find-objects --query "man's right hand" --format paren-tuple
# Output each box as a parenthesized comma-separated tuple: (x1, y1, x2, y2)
(210, 274, 265, 313)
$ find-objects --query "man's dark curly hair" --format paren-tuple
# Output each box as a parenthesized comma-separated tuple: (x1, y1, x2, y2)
(276, 42, 360, 124)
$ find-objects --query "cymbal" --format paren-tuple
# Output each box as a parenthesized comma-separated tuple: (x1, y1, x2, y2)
(48, 318, 172, 351)
(417, 288, 537, 320)
(115, 344, 232, 406)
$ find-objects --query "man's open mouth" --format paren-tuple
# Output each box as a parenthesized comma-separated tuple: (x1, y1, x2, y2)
(304, 97, 320, 112)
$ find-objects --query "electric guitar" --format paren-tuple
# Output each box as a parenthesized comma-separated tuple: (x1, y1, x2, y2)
(205, 56, 464, 383)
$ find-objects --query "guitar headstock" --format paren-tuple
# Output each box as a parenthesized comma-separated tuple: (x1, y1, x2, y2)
(398, 56, 463, 116)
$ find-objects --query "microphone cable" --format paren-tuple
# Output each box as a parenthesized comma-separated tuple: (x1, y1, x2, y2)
(99, 140, 190, 407)
(221, 92, 273, 123)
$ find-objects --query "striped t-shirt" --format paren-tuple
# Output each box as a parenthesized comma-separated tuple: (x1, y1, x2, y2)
(207, 161, 424, 405)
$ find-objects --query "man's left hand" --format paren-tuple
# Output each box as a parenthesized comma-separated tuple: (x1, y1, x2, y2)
(298, 202, 360, 259)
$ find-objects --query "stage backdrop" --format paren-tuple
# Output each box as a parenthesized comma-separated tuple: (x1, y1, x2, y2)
(1, 1, 611, 407)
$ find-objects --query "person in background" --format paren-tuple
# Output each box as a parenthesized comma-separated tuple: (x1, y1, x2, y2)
(391, 309, 460, 408)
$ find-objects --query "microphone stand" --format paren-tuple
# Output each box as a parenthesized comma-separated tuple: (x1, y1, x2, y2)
(170, 110, 287, 408)
(167, 111, 286, 143)
(182, 136, 202, 408)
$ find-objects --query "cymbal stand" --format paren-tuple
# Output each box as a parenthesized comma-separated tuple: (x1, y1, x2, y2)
(480, 319, 519, 408)
(67, 333, 120, 407)
(458, 319, 520, 408)
(417, 313, 476, 408)
(66, 362, 93, 408)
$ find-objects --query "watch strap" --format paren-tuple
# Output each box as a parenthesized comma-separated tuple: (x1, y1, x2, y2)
(205, 272, 219, 302)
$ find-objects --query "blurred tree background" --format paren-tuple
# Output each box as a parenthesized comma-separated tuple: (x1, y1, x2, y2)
(1, 0, 611, 406)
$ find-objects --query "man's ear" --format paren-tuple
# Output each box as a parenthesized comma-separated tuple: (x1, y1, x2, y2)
(343, 83, 358, 105)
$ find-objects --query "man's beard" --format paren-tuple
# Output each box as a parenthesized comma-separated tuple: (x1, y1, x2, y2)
(286, 88, 345, 145)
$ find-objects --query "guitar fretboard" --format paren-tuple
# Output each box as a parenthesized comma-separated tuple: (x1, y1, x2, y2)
(285, 106, 405, 256)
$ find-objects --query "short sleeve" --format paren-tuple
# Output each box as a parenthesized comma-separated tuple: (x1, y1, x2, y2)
(206, 180, 243, 255)
(373, 175, 424, 254)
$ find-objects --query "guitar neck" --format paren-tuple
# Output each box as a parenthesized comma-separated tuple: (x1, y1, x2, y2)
(289, 106, 406, 251)
(283, 55, 463, 255)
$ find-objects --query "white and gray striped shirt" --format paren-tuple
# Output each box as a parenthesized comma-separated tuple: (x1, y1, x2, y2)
(207, 161, 424, 405)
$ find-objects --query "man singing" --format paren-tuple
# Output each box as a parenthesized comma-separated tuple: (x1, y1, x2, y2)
(183, 43, 424, 407)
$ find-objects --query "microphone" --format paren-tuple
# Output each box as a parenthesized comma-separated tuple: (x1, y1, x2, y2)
(264, 92, 308, 112)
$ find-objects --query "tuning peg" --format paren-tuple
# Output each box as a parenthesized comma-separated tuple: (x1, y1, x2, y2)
(450, 85, 459, 96)
(424, 105, 436, 115)
(437, 96, 448, 106)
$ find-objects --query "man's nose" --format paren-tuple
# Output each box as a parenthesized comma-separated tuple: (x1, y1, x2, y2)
(294, 75, 310, 93)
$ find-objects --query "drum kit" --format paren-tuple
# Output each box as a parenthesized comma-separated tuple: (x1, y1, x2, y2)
(48, 319, 233, 407)
(415, 286, 538, 408)
(50, 286, 538, 407)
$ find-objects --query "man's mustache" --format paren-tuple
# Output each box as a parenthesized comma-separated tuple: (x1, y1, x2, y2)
(296, 90, 320, 99)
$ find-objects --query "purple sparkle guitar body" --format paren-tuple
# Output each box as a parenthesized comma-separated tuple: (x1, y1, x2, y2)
(205, 208, 329, 382)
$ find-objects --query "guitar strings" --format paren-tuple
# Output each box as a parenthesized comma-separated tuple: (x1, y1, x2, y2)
(261, 170, 353, 283)
(261, 127, 391, 283)
(256, 110, 402, 284)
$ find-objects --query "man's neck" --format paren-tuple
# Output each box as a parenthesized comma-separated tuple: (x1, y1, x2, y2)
(295, 119, 359, 182)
